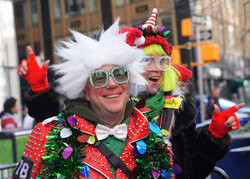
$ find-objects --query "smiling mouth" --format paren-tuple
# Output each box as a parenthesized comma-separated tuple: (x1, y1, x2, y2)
(103, 94, 121, 99)
(149, 77, 159, 83)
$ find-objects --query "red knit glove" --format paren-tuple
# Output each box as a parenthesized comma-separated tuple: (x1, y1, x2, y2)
(208, 104, 243, 138)
(18, 52, 49, 93)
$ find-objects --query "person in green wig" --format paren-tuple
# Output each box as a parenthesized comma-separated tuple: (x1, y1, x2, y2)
(119, 8, 244, 179)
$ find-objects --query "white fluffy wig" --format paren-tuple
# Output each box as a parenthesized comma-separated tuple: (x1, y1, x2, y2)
(52, 18, 148, 99)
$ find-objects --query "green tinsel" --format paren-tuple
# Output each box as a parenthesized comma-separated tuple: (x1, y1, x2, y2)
(136, 131, 173, 179)
(37, 111, 87, 179)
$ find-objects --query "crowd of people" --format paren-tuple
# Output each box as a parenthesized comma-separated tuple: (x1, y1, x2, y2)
(8, 8, 245, 179)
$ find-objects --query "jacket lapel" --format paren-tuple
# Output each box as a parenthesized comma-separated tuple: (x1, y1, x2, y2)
(74, 115, 113, 179)
(116, 108, 149, 178)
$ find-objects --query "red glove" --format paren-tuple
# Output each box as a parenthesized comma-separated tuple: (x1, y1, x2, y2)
(208, 105, 241, 138)
(18, 52, 49, 93)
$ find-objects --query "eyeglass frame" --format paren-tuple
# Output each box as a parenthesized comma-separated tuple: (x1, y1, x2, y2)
(88, 65, 130, 89)
(143, 55, 172, 71)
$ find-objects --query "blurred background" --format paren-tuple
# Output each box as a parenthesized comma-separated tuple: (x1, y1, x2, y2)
(0, 0, 250, 178)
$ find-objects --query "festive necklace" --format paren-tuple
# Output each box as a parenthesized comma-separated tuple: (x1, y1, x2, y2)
(38, 111, 173, 178)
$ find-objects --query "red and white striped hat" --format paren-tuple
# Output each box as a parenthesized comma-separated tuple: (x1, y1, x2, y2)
(142, 8, 158, 28)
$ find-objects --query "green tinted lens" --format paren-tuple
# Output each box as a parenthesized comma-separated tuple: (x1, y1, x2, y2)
(91, 71, 107, 87)
(113, 68, 128, 83)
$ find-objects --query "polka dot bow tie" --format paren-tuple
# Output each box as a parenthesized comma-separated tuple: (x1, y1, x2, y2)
(95, 124, 128, 141)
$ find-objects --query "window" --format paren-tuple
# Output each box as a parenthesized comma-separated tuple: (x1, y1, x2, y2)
(14, 2, 29, 29)
(116, 0, 125, 6)
(89, 0, 97, 13)
(53, 0, 62, 20)
(64, 0, 85, 18)
(161, 14, 173, 44)
(30, 0, 39, 26)
(70, 0, 80, 17)
(81, 0, 86, 14)
(64, 0, 69, 19)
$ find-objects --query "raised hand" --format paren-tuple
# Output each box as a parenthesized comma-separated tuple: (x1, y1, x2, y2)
(208, 103, 246, 138)
(18, 46, 50, 93)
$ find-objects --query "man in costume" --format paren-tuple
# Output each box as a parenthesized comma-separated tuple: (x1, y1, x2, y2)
(16, 11, 244, 179)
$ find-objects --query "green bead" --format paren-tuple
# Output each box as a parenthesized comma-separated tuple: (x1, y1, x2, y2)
(163, 30, 170, 37)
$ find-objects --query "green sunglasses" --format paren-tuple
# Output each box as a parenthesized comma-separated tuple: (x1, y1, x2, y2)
(88, 65, 130, 89)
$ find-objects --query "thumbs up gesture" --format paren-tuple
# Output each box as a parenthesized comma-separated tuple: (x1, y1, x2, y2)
(208, 103, 246, 138)
(18, 46, 49, 93)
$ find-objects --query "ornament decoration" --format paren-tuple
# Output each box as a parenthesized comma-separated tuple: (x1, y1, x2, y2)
(80, 164, 90, 178)
(149, 122, 162, 134)
(152, 167, 161, 178)
(60, 128, 72, 138)
(161, 129, 169, 137)
(143, 8, 158, 29)
(136, 140, 147, 155)
(136, 8, 173, 56)
(62, 144, 73, 159)
(67, 115, 77, 126)
(139, 108, 152, 113)
(158, 26, 166, 34)
(37, 111, 87, 178)
(161, 170, 172, 179)
(77, 134, 89, 143)
(135, 120, 173, 178)
(87, 135, 96, 144)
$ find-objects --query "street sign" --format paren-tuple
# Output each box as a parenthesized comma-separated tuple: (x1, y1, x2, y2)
(192, 14, 206, 26)
(199, 30, 212, 41)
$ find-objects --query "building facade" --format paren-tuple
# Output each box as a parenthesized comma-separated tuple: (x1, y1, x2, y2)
(192, 0, 250, 104)
(12, 0, 250, 104)
(13, 0, 176, 64)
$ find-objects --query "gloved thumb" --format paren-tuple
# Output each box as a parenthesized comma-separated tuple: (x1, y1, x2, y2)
(213, 104, 221, 118)
(42, 60, 50, 72)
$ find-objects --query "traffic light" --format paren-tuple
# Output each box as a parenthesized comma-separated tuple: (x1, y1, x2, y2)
(181, 18, 194, 37)
(201, 43, 220, 62)
(171, 48, 181, 65)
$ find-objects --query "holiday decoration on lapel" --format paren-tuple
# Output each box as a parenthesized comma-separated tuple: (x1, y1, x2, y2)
(67, 115, 77, 126)
(80, 163, 90, 178)
(37, 111, 87, 178)
(136, 140, 147, 154)
(149, 121, 162, 134)
(62, 144, 73, 159)
(135, 121, 173, 178)
(77, 134, 89, 143)
(60, 128, 72, 138)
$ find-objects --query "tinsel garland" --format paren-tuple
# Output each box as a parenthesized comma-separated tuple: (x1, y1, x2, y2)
(36, 110, 173, 178)
(135, 123, 173, 179)
(36, 111, 87, 179)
